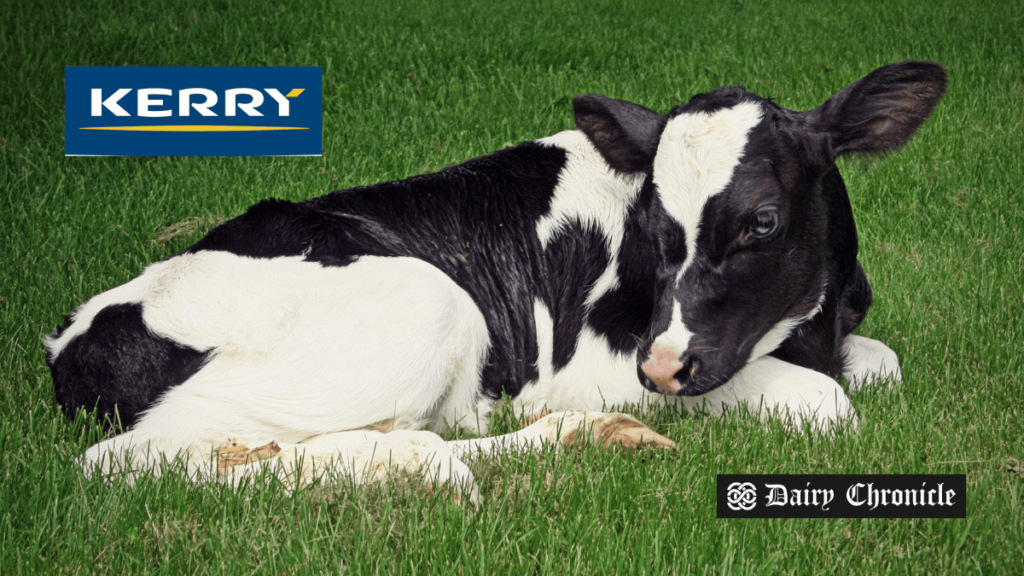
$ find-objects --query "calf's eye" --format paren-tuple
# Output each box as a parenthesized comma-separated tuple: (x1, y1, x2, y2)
(747, 209, 779, 239)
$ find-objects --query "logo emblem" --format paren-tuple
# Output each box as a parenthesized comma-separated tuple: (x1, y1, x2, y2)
(726, 482, 757, 511)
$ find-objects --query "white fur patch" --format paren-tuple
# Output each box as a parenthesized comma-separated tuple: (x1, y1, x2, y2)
(535, 130, 646, 250)
(653, 102, 764, 284)
(649, 300, 695, 359)
(535, 131, 646, 305)
(749, 288, 827, 361)
(513, 300, 647, 416)
(45, 260, 170, 358)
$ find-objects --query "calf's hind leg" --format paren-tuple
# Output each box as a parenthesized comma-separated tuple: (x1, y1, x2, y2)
(223, 429, 483, 504)
(76, 255, 495, 487)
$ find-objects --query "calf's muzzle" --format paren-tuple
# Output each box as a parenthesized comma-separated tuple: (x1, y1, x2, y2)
(638, 342, 706, 396)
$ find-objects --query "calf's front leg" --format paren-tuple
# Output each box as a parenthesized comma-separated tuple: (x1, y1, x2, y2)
(447, 410, 676, 459)
(842, 334, 902, 390)
(680, 355, 859, 432)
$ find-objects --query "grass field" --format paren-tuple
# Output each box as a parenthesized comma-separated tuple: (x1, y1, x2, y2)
(2, 0, 1022, 573)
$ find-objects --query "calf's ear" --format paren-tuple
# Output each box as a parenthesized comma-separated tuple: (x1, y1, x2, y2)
(573, 94, 666, 173)
(805, 61, 946, 157)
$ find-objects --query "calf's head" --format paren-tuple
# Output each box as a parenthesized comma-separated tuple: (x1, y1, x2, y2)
(574, 61, 945, 396)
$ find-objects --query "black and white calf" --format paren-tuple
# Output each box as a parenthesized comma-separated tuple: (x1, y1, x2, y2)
(46, 62, 945, 499)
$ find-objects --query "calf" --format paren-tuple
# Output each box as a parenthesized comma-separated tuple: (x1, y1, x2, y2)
(46, 62, 944, 500)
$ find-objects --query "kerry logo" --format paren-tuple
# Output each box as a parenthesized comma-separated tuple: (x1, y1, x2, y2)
(65, 67, 321, 156)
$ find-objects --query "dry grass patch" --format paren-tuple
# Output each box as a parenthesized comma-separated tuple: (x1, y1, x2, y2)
(154, 215, 228, 244)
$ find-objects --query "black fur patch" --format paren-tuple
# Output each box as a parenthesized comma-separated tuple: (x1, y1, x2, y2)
(537, 221, 611, 370)
(588, 190, 661, 353)
(838, 261, 873, 337)
(669, 85, 762, 117)
(50, 303, 209, 430)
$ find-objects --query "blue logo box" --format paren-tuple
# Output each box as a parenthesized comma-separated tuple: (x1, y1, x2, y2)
(65, 67, 321, 156)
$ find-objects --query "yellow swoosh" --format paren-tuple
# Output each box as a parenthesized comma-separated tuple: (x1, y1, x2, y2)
(80, 126, 308, 132)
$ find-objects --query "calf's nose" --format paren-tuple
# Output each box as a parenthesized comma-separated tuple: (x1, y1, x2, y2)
(640, 343, 705, 396)
(640, 342, 685, 395)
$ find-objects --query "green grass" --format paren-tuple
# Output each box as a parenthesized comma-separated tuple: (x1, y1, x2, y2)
(2, 0, 1022, 573)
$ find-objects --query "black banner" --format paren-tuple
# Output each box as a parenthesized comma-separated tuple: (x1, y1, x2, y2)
(717, 475, 966, 518)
